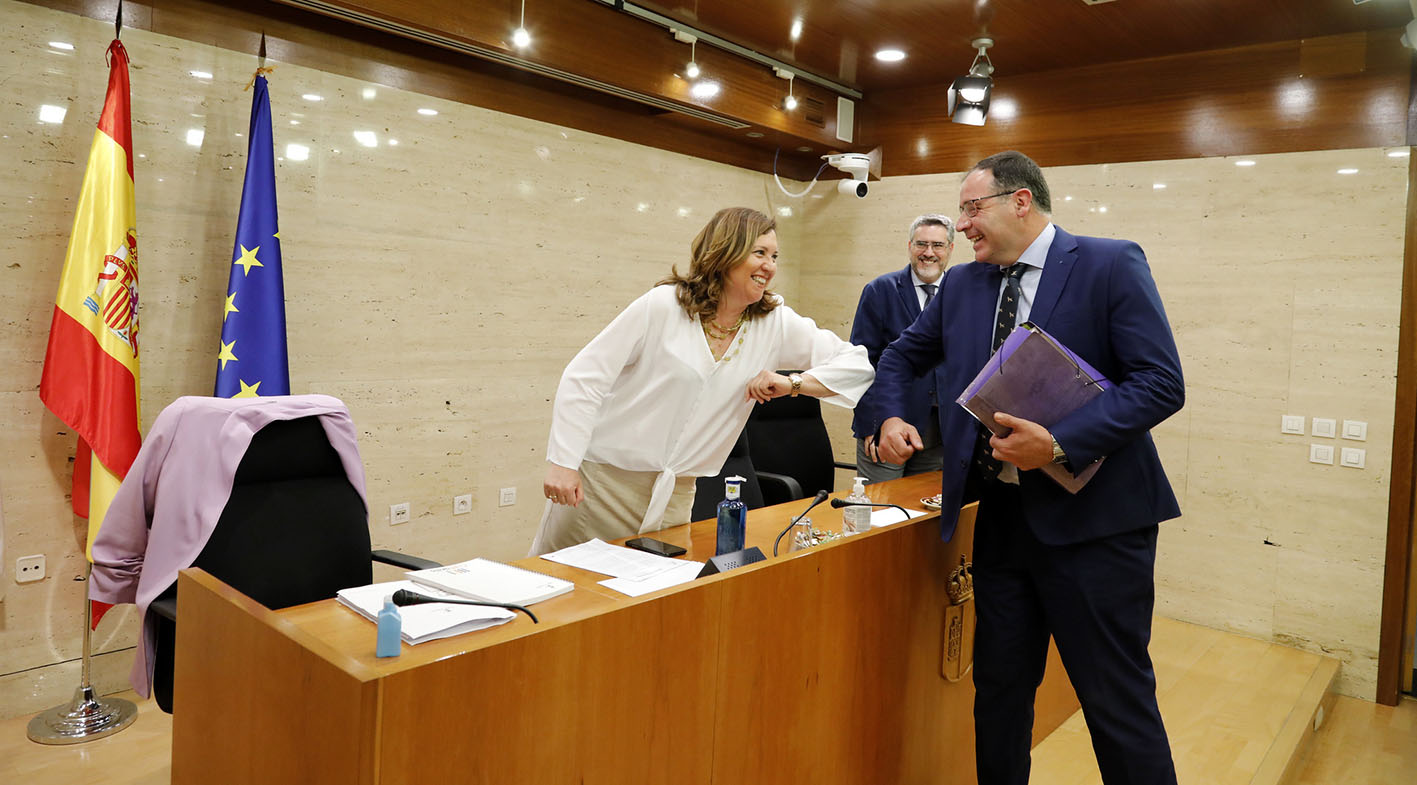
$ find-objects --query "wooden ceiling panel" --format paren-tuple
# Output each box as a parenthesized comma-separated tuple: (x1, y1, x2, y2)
(637, 0, 1414, 90)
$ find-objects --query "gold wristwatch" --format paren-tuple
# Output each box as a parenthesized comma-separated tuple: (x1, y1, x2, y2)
(789, 373, 803, 397)
(1050, 435, 1068, 465)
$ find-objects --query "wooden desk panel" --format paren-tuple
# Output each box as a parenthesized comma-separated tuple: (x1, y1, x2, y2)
(172, 473, 1078, 784)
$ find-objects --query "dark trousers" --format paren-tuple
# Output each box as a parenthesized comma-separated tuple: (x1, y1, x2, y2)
(971, 483, 1177, 785)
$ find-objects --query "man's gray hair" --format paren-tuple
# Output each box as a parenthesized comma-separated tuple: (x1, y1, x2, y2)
(908, 214, 955, 243)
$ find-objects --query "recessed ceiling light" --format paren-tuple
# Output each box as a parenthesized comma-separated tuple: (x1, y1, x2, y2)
(353, 130, 378, 147)
(48, 41, 74, 51)
(512, 27, 532, 48)
(875, 49, 906, 62)
(189, 70, 213, 80)
(286, 143, 310, 161)
(691, 81, 720, 99)
(796, 146, 812, 152)
(1337, 168, 1359, 175)
(186, 129, 204, 147)
(1064, 195, 1073, 202)
(1153, 183, 1167, 189)
(361, 87, 376, 99)
(302, 93, 323, 102)
(417, 108, 438, 116)
(778, 206, 793, 217)
(1235, 160, 1256, 167)
(388, 139, 399, 146)
(790, 18, 803, 41)
(745, 131, 764, 138)
(1098, 206, 1108, 213)
(1387, 149, 1410, 158)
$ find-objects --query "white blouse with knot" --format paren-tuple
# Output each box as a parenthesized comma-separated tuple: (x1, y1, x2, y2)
(547, 284, 874, 533)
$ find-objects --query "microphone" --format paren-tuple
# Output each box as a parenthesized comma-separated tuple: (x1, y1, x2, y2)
(829, 497, 914, 522)
(391, 588, 539, 624)
(773, 489, 830, 556)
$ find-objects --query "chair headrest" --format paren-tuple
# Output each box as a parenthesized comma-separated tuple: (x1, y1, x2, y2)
(233, 417, 346, 484)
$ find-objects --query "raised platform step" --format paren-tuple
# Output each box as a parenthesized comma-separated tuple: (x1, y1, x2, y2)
(1030, 616, 1340, 785)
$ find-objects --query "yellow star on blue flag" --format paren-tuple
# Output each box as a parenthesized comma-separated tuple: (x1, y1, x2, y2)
(215, 73, 289, 397)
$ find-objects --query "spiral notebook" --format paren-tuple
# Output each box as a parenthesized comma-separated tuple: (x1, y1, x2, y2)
(405, 558, 573, 606)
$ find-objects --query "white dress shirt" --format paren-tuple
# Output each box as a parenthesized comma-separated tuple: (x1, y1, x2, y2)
(548, 284, 874, 532)
(994, 222, 1055, 484)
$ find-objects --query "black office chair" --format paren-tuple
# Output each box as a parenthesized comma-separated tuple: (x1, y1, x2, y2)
(147, 416, 434, 712)
(744, 378, 855, 506)
(691, 428, 766, 520)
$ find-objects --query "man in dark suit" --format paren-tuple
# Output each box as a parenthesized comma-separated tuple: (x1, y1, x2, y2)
(849, 214, 954, 483)
(875, 151, 1184, 785)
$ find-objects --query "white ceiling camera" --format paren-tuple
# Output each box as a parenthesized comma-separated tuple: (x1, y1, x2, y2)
(824, 153, 872, 197)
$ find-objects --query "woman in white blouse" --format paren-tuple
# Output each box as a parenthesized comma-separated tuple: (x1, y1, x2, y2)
(530, 207, 874, 555)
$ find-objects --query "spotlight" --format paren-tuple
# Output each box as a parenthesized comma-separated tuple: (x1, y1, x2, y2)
(512, 0, 531, 48)
(774, 67, 798, 111)
(673, 30, 701, 79)
(947, 37, 995, 126)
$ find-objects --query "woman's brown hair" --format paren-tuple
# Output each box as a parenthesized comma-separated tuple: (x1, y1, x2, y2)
(659, 207, 779, 321)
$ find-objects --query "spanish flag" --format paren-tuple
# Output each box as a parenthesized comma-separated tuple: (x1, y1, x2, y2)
(39, 39, 141, 572)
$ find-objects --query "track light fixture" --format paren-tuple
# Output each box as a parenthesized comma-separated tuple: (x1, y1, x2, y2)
(512, 0, 531, 48)
(947, 37, 994, 126)
(673, 29, 701, 78)
(774, 67, 797, 111)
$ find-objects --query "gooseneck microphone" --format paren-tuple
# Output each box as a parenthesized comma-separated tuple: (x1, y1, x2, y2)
(829, 497, 914, 522)
(391, 588, 539, 624)
(773, 489, 830, 556)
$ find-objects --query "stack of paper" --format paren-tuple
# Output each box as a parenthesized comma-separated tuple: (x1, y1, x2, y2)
(406, 558, 574, 606)
(336, 580, 515, 645)
(540, 538, 704, 598)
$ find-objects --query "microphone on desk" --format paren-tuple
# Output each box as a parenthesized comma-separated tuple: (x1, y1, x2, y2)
(773, 489, 831, 557)
(829, 497, 914, 522)
(391, 589, 539, 624)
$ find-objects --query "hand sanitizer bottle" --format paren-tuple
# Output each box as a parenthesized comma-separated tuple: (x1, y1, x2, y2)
(376, 596, 402, 658)
(842, 476, 872, 534)
(715, 476, 747, 555)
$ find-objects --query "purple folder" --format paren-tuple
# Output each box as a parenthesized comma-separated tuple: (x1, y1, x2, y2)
(956, 323, 1113, 494)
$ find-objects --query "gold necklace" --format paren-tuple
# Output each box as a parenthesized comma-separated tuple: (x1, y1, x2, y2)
(702, 311, 746, 340)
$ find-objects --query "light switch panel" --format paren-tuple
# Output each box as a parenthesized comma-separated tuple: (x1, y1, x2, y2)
(1280, 415, 1304, 435)
(1311, 418, 1336, 438)
(1341, 420, 1367, 441)
(1309, 444, 1334, 465)
(1340, 447, 1366, 469)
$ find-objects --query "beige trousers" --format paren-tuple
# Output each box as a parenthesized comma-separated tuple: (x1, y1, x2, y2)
(528, 461, 696, 556)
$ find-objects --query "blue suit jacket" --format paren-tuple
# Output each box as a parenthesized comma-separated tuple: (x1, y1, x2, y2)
(849, 266, 949, 439)
(874, 227, 1185, 545)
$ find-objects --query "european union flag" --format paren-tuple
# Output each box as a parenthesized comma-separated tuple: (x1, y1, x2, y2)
(215, 73, 289, 398)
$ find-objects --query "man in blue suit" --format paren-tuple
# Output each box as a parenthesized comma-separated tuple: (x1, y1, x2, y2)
(875, 151, 1184, 785)
(849, 214, 955, 483)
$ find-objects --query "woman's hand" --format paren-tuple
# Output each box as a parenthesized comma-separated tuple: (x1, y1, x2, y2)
(544, 463, 584, 507)
(744, 370, 791, 403)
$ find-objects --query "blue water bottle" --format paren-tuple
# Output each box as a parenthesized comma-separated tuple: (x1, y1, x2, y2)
(715, 475, 747, 555)
(376, 596, 402, 658)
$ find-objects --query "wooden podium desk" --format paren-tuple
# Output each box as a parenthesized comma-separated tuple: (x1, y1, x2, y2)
(171, 472, 1077, 785)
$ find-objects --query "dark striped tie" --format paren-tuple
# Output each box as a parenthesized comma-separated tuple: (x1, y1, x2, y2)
(921, 283, 937, 309)
(975, 264, 1028, 480)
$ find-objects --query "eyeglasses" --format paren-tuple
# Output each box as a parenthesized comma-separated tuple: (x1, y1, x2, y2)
(958, 189, 1019, 218)
(912, 241, 951, 252)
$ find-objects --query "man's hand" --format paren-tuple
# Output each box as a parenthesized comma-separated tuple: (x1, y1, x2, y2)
(990, 412, 1054, 471)
(877, 417, 923, 464)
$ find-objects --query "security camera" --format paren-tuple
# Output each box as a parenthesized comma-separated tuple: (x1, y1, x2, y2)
(824, 152, 872, 198)
(838, 179, 868, 197)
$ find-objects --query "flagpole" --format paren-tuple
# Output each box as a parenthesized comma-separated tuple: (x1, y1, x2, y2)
(26, 564, 138, 744)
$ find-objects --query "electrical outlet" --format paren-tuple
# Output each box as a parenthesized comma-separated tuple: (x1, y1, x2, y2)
(499, 487, 517, 507)
(453, 494, 472, 515)
(390, 502, 410, 525)
(16, 554, 45, 583)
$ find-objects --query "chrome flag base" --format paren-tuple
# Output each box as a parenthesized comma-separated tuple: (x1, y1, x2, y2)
(27, 684, 137, 745)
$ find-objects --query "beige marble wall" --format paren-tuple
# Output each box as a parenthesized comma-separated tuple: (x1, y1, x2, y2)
(798, 150, 1409, 700)
(0, 0, 1407, 719)
(0, 0, 807, 717)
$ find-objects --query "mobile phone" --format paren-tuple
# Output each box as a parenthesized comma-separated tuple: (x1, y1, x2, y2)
(624, 537, 687, 558)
